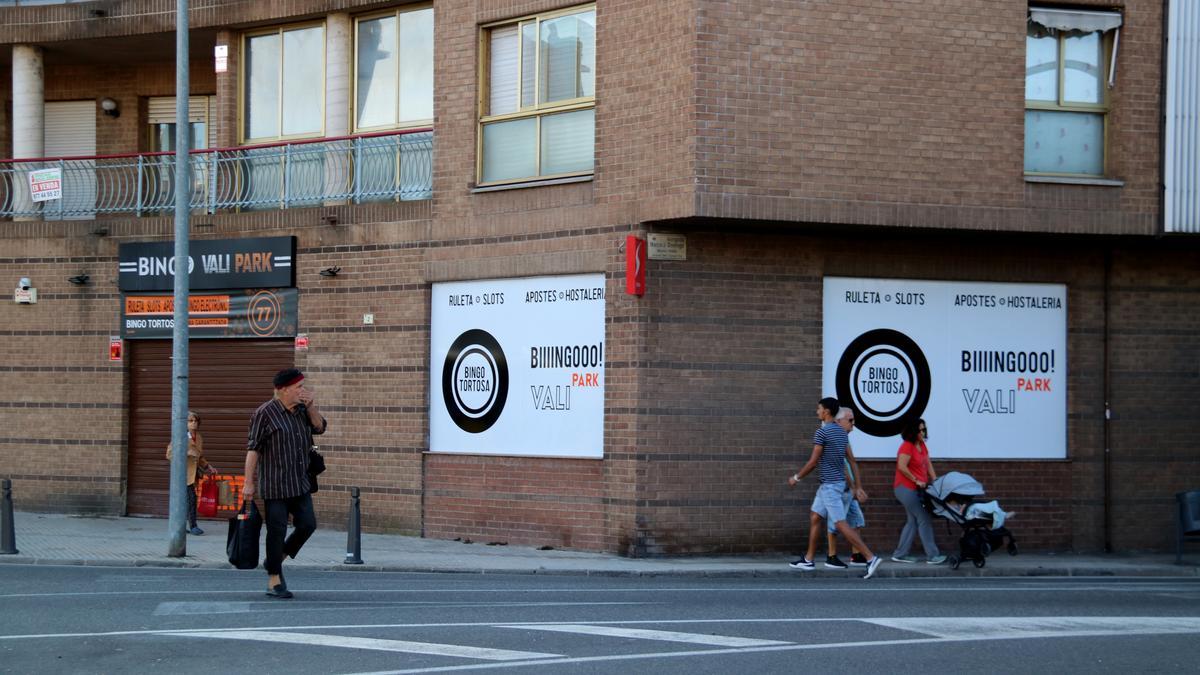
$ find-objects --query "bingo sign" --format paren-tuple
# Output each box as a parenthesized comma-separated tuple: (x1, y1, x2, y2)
(823, 277, 1067, 459)
(28, 168, 62, 202)
(430, 274, 605, 458)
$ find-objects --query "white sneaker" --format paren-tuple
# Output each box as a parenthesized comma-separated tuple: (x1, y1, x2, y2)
(863, 556, 882, 580)
(789, 557, 815, 571)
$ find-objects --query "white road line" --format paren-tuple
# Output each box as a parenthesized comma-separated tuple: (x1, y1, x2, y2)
(501, 624, 790, 647)
(866, 616, 1200, 639)
(154, 602, 254, 615)
(344, 617, 1200, 674)
(181, 630, 560, 661)
(151, 601, 650, 616)
(5, 615, 1200, 643)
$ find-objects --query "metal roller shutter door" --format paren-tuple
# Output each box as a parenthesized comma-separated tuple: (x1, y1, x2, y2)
(43, 100, 97, 220)
(127, 339, 294, 516)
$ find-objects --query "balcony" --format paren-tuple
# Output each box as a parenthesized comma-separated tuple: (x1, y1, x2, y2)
(0, 129, 432, 220)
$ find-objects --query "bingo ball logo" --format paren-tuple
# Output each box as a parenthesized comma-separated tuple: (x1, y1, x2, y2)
(835, 329, 931, 437)
(442, 329, 509, 434)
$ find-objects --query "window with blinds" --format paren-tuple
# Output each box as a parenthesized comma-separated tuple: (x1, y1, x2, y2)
(1024, 7, 1122, 177)
(146, 96, 215, 150)
(478, 5, 595, 186)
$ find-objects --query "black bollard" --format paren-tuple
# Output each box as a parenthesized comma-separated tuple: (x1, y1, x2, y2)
(344, 486, 363, 564)
(1, 479, 18, 555)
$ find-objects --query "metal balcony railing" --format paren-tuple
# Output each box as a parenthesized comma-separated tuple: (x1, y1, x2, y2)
(0, 129, 432, 220)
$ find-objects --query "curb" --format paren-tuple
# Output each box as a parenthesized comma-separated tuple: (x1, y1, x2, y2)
(1, 555, 1196, 578)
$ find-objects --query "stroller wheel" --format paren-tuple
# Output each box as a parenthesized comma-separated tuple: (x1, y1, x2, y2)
(973, 557, 986, 568)
(949, 555, 961, 570)
(1008, 542, 1018, 556)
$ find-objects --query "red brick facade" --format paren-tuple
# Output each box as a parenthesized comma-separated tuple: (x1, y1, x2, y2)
(0, 0, 1196, 556)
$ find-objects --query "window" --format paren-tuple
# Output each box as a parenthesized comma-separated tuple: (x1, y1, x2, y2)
(1024, 8, 1122, 176)
(243, 23, 325, 141)
(479, 5, 595, 185)
(355, 5, 434, 131)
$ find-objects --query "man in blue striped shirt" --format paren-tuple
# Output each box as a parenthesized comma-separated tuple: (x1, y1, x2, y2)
(788, 397, 882, 579)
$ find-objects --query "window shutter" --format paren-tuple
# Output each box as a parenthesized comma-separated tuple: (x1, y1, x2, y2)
(44, 101, 97, 157)
(489, 25, 519, 115)
(147, 96, 210, 125)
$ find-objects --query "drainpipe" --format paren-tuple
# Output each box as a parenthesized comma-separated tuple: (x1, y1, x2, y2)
(1102, 247, 1112, 553)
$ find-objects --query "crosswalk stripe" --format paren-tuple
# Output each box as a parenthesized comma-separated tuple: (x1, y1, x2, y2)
(500, 624, 791, 647)
(154, 602, 253, 616)
(180, 630, 561, 661)
(865, 616, 1200, 640)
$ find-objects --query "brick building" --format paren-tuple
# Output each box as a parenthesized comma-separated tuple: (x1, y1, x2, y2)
(0, 0, 1197, 556)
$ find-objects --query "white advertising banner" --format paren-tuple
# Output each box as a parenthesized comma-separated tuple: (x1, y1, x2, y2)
(431, 274, 606, 458)
(823, 277, 1067, 459)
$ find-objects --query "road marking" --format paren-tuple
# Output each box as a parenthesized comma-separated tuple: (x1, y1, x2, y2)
(345, 616, 1200, 674)
(181, 630, 560, 661)
(151, 600, 649, 615)
(154, 602, 253, 615)
(501, 624, 790, 647)
(866, 616, 1200, 639)
(5, 615, 1200, 644)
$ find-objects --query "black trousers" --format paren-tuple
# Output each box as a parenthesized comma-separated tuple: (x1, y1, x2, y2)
(263, 492, 317, 575)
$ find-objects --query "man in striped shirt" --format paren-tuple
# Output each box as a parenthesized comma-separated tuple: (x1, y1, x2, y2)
(787, 397, 882, 579)
(243, 367, 327, 599)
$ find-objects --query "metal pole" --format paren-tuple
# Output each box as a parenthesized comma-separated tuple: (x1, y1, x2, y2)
(167, 0, 192, 557)
(1, 479, 17, 555)
(344, 487, 363, 564)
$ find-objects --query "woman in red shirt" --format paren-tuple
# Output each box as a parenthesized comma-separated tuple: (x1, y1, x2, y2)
(891, 418, 946, 564)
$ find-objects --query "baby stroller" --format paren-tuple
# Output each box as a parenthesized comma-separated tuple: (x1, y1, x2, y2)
(924, 471, 1017, 569)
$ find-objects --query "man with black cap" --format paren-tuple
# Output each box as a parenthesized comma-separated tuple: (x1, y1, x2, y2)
(243, 367, 327, 599)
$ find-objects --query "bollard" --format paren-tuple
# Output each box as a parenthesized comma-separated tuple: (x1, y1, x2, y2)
(344, 486, 363, 564)
(1, 479, 18, 555)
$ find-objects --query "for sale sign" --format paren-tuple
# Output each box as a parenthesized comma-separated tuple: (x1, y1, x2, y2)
(28, 168, 62, 202)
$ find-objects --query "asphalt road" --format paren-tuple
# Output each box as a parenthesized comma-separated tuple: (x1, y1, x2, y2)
(1, 565, 1198, 674)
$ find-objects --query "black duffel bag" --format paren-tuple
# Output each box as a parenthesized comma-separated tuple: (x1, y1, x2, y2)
(226, 499, 262, 570)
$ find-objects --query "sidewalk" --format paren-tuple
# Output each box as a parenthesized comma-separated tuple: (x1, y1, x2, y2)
(1, 511, 1197, 578)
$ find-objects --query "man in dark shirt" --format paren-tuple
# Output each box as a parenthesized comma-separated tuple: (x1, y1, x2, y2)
(243, 367, 327, 599)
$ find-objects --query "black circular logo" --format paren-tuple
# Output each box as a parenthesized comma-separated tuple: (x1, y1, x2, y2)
(835, 329, 930, 437)
(442, 329, 509, 433)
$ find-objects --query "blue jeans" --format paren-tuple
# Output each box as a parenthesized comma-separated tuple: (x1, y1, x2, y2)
(263, 492, 317, 575)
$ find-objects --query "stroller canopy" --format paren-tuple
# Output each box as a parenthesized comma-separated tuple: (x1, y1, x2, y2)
(928, 471, 985, 500)
(926, 472, 986, 520)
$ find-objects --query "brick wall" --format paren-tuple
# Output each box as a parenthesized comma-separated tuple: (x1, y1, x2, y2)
(690, 0, 1161, 235)
(1, 0, 1194, 555)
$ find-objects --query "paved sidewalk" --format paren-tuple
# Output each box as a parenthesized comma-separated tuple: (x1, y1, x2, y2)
(1, 511, 1197, 578)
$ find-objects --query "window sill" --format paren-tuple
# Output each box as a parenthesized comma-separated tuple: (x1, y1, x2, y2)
(472, 174, 593, 193)
(1024, 175, 1124, 187)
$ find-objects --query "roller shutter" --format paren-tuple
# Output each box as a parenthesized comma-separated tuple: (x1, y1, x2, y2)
(146, 96, 217, 147)
(127, 339, 294, 517)
(43, 100, 97, 220)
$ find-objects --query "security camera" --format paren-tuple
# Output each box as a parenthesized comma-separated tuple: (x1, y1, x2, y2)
(18, 278, 31, 290)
